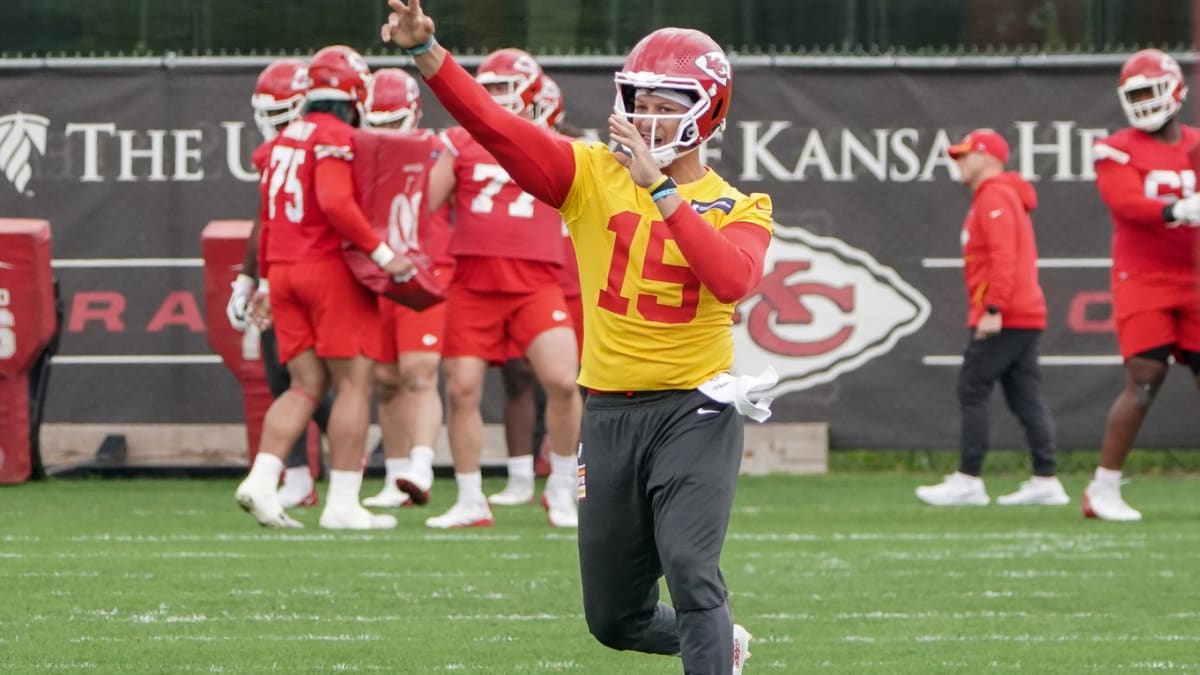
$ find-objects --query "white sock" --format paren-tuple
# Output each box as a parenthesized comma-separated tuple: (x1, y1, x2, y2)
(281, 466, 313, 493)
(410, 446, 435, 473)
(1094, 467, 1122, 486)
(326, 470, 364, 510)
(454, 471, 484, 503)
(384, 458, 412, 482)
(247, 453, 284, 491)
(549, 452, 578, 484)
(1031, 475, 1059, 483)
(506, 455, 534, 483)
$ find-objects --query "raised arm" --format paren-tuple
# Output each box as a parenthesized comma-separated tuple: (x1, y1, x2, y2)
(382, 0, 575, 208)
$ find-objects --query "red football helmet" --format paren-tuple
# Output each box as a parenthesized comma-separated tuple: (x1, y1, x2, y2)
(251, 58, 307, 140)
(614, 27, 732, 167)
(305, 45, 371, 107)
(476, 48, 543, 115)
(365, 68, 422, 131)
(1118, 49, 1187, 132)
(533, 75, 564, 128)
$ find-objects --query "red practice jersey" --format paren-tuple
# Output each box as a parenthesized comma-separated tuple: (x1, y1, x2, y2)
(257, 111, 382, 275)
(251, 138, 277, 174)
(440, 126, 564, 266)
(1093, 126, 1200, 279)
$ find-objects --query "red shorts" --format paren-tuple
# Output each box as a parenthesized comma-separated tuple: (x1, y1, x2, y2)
(379, 297, 448, 362)
(505, 292, 583, 360)
(1112, 274, 1200, 358)
(268, 258, 384, 364)
(444, 284, 572, 364)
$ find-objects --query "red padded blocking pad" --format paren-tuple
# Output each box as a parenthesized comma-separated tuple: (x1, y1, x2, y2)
(345, 128, 445, 310)
(0, 219, 55, 484)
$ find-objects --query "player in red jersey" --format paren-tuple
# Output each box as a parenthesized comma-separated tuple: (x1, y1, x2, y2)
(357, 68, 449, 508)
(1084, 49, 1200, 521)
(226, 57, 330, 509)
(384, 4, 772, 671)
(489, 75, 583, 505)
(421, 48, 583, 529)
(235, 45, 415, 530)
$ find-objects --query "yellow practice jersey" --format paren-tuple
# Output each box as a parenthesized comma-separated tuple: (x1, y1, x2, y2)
(560, 141, 773, 391)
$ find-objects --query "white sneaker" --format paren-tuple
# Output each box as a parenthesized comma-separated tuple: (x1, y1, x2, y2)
(997, 476, 1070, 506)
(732, 624, 752, 675)
(318, 505, 398, 530)
(425, 500, 494, 529)
(235, 480, 303, 528)
(394, 468, 434, 506)
(278, 485, 319, 509)
(1082, 480, 1142, 521)
(915, 472, 990, 506)
(541, 477, 578, 528)
(362, 483, 413, 508)
(488, 481, 535, 506)
(544, 475, 580, 528)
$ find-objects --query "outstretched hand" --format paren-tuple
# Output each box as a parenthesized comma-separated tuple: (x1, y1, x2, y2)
(381, 0, 435, 48)
(608, 113, 664, 188)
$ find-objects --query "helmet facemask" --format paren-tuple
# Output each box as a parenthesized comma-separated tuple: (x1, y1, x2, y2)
(251, 94, 304, 140)
(613, 77, 713, 168)
(1119, 76, 1184, 132)
(477, 73, 535, 115)
(365, 108, 418, 131)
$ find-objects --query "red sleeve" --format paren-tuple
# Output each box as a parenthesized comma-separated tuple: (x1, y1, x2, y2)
(1095, 160, 1170, 227)
(425, 53, 576, 208)
(974, 186, 1020, 311)
(663, 208, 771, 303)
(314, 158, 384, 255)
(257, 183, 272, 278)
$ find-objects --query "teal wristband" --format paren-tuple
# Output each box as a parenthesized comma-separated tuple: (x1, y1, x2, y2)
(405, 38, 436, 56)
(651, 187, 678, 203)
(649, 176, 677, 202)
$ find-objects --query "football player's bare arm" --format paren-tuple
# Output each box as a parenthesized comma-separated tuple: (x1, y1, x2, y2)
(241, 221, 261, 279)
(426, 151, 455, 212)
(1095, 161, 1176, 226)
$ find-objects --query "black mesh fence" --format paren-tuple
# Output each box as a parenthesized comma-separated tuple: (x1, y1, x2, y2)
(1, 0, 1193, 58)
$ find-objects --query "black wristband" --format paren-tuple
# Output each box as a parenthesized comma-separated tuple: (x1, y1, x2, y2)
(986, 304, 1001, 315)
(1163, 203, 1177, 223)
(649, 177, 677, 201)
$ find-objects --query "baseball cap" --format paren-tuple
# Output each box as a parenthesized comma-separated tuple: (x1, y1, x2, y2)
(947, 129, 1010, 164)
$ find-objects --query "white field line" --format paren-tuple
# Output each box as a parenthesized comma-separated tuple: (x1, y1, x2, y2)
(923, 354, 1123, 366)
(51, 354, 221, 365)
(921, 257, 1111, 268)
(52, 258, 204, 268)
(44, 530, 1198, 545)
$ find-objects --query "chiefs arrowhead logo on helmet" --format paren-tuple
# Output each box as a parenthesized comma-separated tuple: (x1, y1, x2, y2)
(695, 52, 730, 87)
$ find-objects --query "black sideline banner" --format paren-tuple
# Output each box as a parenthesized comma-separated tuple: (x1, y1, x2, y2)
(1, 61, 1195, 449)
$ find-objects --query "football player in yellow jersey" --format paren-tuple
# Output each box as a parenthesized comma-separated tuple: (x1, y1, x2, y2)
(383, 2, 772, 672)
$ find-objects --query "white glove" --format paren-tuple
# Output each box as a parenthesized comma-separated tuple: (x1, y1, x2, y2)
(225, 273, 256, 331)
(1169, 194, 1200, 226)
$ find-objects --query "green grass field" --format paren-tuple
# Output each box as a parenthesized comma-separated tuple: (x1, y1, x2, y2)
(2, 474, 1198, 674)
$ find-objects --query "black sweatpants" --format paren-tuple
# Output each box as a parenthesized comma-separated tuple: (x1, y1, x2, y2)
(578, 389, 743, 675)
(259, 328, 331, 470)
(957, 328, 1057, 476)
